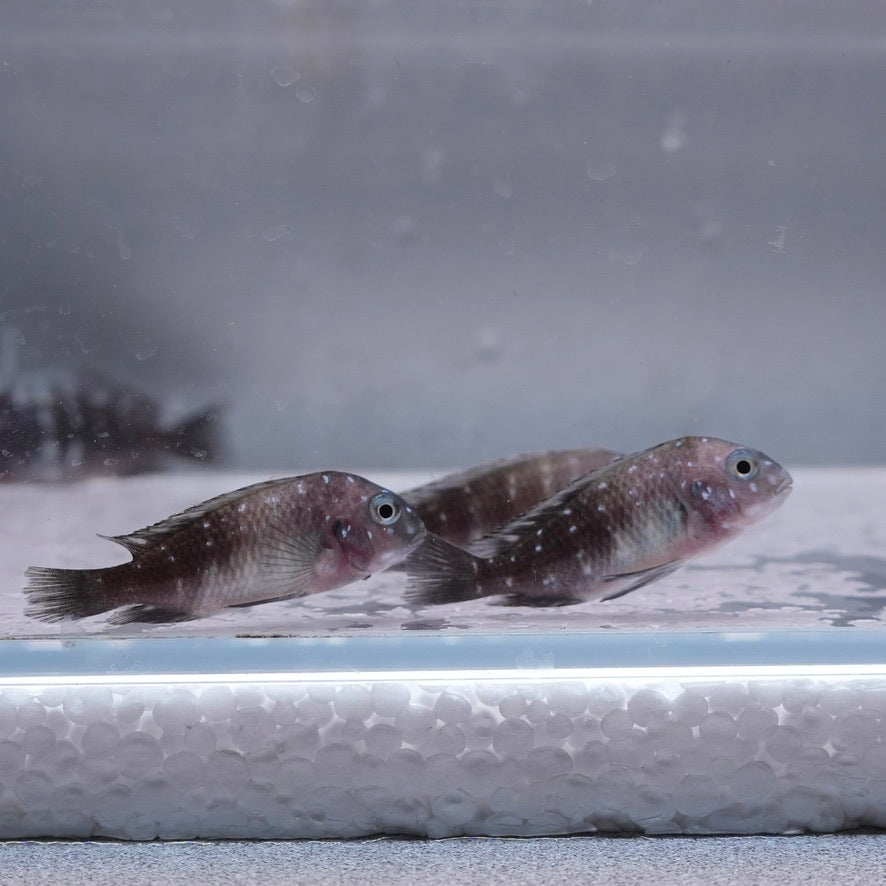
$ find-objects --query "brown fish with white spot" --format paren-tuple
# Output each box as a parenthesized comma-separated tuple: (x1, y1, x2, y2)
(405, 437, 792, 605)
(401, 448, 621, 547)
(25, 471, 426, 623)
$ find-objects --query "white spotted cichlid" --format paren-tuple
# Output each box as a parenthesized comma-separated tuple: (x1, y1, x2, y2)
(401, 448, 621, 547)
(25, 471, 426, 623)
(405, 437, 792, 606)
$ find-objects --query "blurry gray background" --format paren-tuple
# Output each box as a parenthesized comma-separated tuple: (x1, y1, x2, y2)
(1, 0, 884, 470)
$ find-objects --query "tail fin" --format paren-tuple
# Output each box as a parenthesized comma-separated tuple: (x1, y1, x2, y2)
(405, 534, 487, 606)
(165, 407, 223, 464)
(24, 566, 110, 622)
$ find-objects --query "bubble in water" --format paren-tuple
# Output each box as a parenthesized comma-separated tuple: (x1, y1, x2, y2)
(586, 160, 617, 182)
(271, 64, 300, 87)
(296, 85, 317, 104)
(261, 224, 291, 243)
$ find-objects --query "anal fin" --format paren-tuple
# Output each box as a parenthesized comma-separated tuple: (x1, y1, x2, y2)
(600, 561, 682, 601)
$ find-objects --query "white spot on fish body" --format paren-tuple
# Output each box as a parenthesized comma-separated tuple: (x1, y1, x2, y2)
(536, 528, 543, 536)
(686, 461, 693, 468)
(346, 475, 355, 483)
(581, 562, 593, 576)
(569, 525, 577, 533)
(597, 481, 607, 490)
(597, 504, 606, 513)
(628, 465, 638, 474)
(205, 540, 213, 548)
(542, 575, 555, 587)
(505, 577, 513, 588)
(439, 513, 448, 523)
(322, 474, 329, 484)
(237, 503, 247, 513)
(202, 521, 210, 529)
(296, 483, 305, 494)
(534, 544, 543, 553)
(674, 440, 683, 448)
(562, 508, 572, 516)
(701, 437, 709, 443)
(749, 482, 758, 493)
(728, 488, 736, 500)
(509, 555, 517, 564)
(367, 530, 373, 540)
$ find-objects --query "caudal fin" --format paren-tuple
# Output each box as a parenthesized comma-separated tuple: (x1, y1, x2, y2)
(24, 566, 110, 622)
(404, 534, 487, 606)
(165, 407, 223, 464)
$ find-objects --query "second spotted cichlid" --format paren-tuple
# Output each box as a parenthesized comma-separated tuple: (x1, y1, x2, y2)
(401, 448, 621, 547)
(406, 437, 792, 606)
(25, 472, 425, 623)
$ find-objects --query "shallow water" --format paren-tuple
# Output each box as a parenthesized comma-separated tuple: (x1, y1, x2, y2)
(3, 467, 884, 639)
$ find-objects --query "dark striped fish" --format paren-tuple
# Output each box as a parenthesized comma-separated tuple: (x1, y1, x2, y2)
(25, 471, 425, 623)
(406, 437, 792, 606)
(0, 355, 220, 481)
(401, 448, 621, 547)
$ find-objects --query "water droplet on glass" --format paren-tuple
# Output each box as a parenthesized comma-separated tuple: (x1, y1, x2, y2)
(768, 225, 786, 253)
(661, 111, 688, 153)
(261, 224, 291, 242)
(390, 215, 416, 240)
(169, 214, 198, 240)
(493, 179, 513, 198)
(270, 64, 300, 87)
(586, 160, 617, 182)
(295, 85, 317, 104)
(608, 244, 643, 267)
(475, 328, 502, 364)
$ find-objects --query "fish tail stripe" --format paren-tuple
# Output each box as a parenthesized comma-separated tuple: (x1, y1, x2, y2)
(405, 534, 486, 605)
(23, 566, 109, 622)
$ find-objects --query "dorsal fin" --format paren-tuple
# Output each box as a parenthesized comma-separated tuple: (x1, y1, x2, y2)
(99, 476, 300, 553)
(466, 467, 606, 558)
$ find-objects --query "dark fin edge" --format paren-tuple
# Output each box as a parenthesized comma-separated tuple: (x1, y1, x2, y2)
(600, 561, 683, 601)
(496, 594, 583, 608)
(24, 566, 107, 622)
(106, 605, 196, 625)
(100, 475, 305, 552)
(404, 534, 486, 606)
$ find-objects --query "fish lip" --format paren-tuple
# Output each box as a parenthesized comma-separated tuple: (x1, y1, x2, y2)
(775, 476, 793, 496)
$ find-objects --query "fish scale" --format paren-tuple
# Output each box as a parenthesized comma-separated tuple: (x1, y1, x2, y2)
(401, 448, 621, 547)
(406, 437, 793, 606)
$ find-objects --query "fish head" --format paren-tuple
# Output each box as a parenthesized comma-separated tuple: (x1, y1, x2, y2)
(330, 488, 427, 575)
(670, 437, 793, 546)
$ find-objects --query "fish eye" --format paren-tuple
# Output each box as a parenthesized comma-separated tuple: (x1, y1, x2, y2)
(726, 449, 759, 481)
(369, 492, 402, 526)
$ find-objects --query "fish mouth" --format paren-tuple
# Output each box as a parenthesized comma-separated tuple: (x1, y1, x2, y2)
(774, 476, 793, 496)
